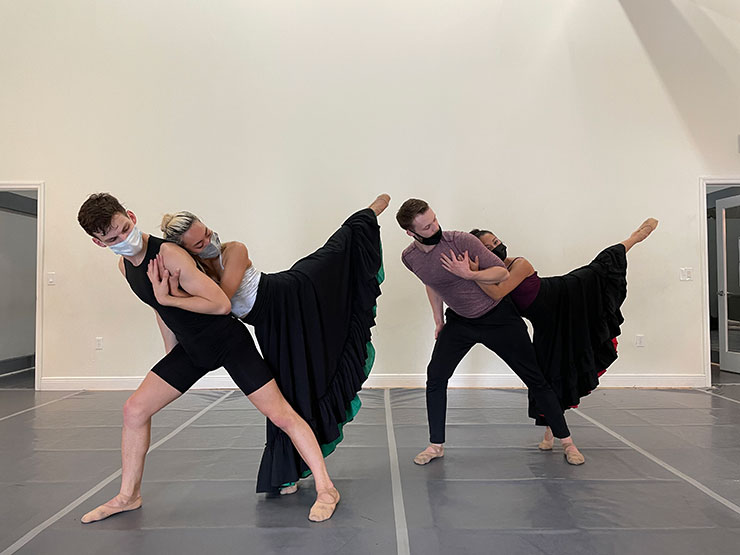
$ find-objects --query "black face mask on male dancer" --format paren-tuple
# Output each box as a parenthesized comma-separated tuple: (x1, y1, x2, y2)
(413, 226, 443, 246)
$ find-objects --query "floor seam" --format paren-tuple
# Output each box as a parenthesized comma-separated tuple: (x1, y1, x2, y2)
(0, 390, 234, 555)
(0, 391, 83, 422)
(384, 388, 411, 555)
(573, 408, 740, 518)
(697, 389, 740, 406)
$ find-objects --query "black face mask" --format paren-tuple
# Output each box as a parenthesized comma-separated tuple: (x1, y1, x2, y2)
(413, 226, 443, 246)
(490, 243, 507, 261)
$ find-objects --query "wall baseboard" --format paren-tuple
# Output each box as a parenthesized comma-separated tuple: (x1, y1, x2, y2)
(362, 373, 708, 389)
(39, 372, 709, 391)
(39, 374, 239, 391)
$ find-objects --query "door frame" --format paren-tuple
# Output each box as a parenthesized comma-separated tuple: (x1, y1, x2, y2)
(701, 177, 740, 385)
(0, 182, 45, 390)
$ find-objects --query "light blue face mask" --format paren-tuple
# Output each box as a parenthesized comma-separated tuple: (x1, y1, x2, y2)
(199, 231, 222, 259)
(108, 225, 144, 256)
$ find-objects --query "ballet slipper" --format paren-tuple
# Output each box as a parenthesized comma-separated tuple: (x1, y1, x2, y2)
(538, 428, 554, 451)
(308, 487, 341, 522)
(81, 495, 142, 523)
(280, 484, 298, 495)
(634, 218, 659, 242)
(413, 445, 444, 465)
(563, 444, 585, 465)
(369, 194, 391, 216)
(538, 438, 554, 451)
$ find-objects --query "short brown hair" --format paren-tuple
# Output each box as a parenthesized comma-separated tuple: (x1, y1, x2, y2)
(396, 198, 429, 230)
(78, 193, 127, 237)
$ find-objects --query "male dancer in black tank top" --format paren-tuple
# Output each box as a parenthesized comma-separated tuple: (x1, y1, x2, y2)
(77, 193, 340, 523)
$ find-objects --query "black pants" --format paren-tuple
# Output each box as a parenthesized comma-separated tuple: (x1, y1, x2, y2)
(426, 298, 570, 443)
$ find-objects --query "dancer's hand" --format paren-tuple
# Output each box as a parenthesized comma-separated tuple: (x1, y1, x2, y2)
(435, 321, 445, 339)
(168, 268, 181, 295)
(147, 257, 173, 306)
(468, 255, 479, 272)
(441, 249, 474, 279)
(166, 266, 190, 298)
(153, 254, 188, 298)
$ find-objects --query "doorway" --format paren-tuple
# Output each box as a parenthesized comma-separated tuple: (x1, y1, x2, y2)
(706, 181, 740, 384)
(0, 183, 44, 390)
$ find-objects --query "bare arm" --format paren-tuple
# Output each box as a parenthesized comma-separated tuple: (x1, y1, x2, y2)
(154, 311, 178, 353)
(217, 242, 251, 299)
(477, 258, 535, 301)
(148, 244, 231, 315)
(470, 264, 509, 284)
(426, 285, 446, 339)
(440, 250, 509, 284)
(164, 242, 251, 302)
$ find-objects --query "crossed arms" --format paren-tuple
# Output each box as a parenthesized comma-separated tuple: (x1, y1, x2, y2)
(118, 242, 232, 352)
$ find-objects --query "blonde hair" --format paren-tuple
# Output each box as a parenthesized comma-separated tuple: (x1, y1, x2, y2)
(161, 211, 200, 245)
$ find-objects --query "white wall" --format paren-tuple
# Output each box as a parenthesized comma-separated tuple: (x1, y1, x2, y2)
(0, 207, 37, 361)
(1, 0, 739, 389)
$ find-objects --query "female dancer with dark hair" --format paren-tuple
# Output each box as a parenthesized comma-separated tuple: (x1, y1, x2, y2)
(157, 195, 389, 493)
(443, 218, 657, 464)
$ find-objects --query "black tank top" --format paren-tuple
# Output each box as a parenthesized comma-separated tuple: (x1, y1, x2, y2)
(123, 236, 233, 346)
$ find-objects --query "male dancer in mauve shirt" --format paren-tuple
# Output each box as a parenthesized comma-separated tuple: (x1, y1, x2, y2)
(396, 198, 583, 465)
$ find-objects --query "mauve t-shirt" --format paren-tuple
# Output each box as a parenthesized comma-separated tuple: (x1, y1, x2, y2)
(401, 231, 505, 318)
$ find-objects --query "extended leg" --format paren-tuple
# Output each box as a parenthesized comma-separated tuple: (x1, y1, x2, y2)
(480, 301, 585, 464)
(248, 380, 340, 522)
(81, 372, 182, 523)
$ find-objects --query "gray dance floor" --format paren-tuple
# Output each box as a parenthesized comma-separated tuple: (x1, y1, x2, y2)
(3, 386, 740, 554)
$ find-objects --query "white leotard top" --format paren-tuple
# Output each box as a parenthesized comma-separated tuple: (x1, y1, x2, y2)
(230, 264, 262, 318)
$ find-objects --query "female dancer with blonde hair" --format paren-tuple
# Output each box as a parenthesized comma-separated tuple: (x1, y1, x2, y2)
(158, 195, 389, 493)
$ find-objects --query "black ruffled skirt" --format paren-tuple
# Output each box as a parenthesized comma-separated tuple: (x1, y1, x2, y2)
(519, 244, 626, 424)
(242, 208, 383, 493)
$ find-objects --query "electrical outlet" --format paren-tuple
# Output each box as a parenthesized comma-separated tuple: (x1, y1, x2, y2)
(679, 268, 693, 281)
(634, 334, 645, 347)
(95, 337, 104, 350)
